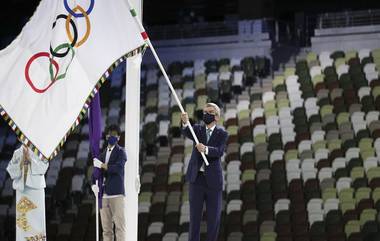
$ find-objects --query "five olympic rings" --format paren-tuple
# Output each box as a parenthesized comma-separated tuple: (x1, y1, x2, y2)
(25, 1, 94, 93)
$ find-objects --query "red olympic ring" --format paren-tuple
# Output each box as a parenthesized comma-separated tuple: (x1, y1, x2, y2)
(25, 52, 60, 94)
(25, 1, 96, 94)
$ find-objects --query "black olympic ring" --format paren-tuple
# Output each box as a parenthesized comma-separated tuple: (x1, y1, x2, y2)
(49, 14, 78, 58)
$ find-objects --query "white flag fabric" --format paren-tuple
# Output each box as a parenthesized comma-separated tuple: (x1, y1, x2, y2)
(0, 0, 145, 159)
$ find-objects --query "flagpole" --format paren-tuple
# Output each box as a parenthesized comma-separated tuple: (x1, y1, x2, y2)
(88, 93, 102, 241)
(147, 39, 209, 166)
(125, 1, 209, 166)
(95, 180, 99, 241)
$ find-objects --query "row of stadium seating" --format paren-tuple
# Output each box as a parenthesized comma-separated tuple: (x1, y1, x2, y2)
(1, 46, 380, 240)
(0, 55, 270, 241)
(138, 48, 380, 241)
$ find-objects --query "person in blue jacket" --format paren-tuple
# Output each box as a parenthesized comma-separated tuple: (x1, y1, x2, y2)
(92, 125, 127, 241)
(181, 103, 228, 241)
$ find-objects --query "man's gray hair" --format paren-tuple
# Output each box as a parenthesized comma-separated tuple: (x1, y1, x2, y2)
(206, 103, 221, 117)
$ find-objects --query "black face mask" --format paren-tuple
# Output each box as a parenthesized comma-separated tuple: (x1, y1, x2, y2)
(203, 112, 215, 125)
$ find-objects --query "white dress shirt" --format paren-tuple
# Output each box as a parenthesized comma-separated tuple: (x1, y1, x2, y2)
(105, 145, 115, 164)
(200, 124, 215, 171)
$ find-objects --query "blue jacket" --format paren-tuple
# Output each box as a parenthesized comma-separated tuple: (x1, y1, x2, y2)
(100, 144, 127, 196)
(182, 124, 228, 190)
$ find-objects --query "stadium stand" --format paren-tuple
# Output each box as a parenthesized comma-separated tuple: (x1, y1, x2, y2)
(1, 43, 380, 241)
(1, 12, 380, 241)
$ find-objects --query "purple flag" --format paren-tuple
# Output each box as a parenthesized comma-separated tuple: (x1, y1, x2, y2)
(89, 92, 103, 208)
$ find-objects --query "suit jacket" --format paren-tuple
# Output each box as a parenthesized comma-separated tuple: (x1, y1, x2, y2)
(182, 124, 228, 190)
(99, 144, 127, 196)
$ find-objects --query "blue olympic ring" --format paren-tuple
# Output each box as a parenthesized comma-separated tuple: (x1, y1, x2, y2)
(64, 0, 94, 18)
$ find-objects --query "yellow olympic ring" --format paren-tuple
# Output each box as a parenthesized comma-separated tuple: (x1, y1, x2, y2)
(65, 5, 91, 48)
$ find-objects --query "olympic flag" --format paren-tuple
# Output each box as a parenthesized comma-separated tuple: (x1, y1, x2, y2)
(0, 0, 145, 159)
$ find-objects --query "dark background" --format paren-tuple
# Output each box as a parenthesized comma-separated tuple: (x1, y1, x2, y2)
(1, 0, 380, 48)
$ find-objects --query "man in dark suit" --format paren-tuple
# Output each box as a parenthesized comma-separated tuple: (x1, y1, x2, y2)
(91, 125, 127, 241)
(181, 103, 228, 241)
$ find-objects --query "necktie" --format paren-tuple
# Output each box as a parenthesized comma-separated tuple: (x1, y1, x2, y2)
(199, 128, 212, 172)
(206, 128, 212, 143)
